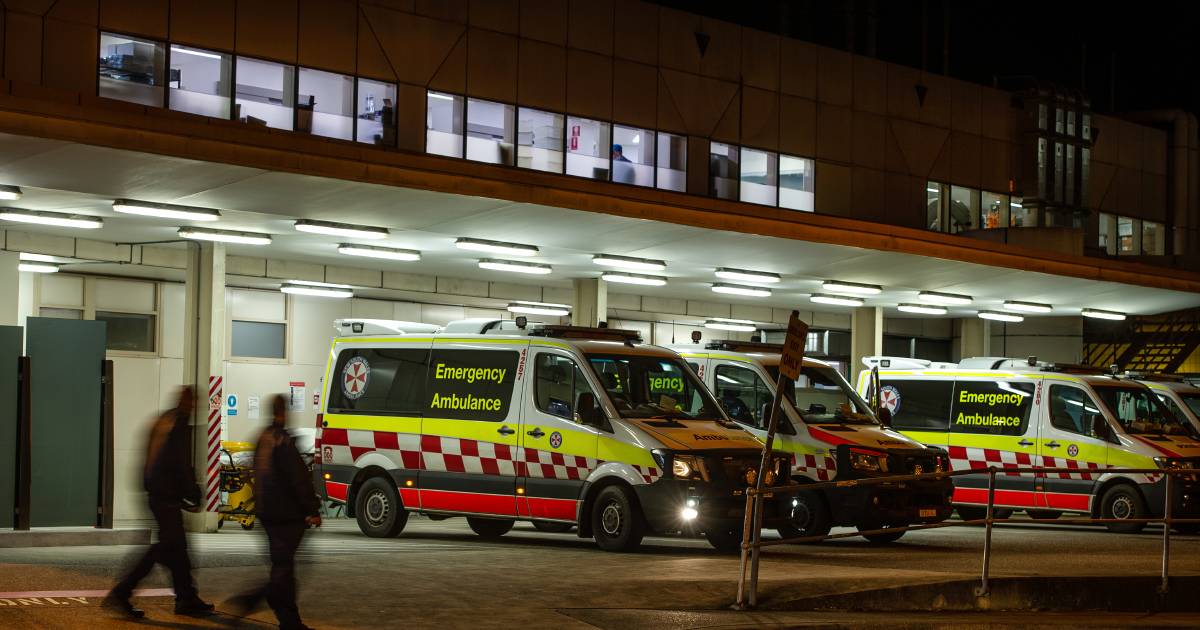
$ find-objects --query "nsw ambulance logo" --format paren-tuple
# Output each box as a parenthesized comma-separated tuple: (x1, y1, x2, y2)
(342, 356, 370, 400)
(880, 385, 901, 414)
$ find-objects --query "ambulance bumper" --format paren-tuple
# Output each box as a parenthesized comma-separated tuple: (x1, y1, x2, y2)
(1141, 475, 1200, 518)
(827, 476, 955, 526)
(634, 479, 789, 534)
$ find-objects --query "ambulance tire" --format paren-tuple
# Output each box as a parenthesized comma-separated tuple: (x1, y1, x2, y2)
(776, 490, 832, 542)
(703, 527, 744, 553)
(591, 485, 645, 552)
(355, 476, 408, 538)
(859, 526, 905, 544)
(1100, 484, 1147, 534)
(467, 517, 515, 538)
(532, 521, 574, 533)
(1026, 509, 1062, 520)
(956, 506, 1013, 521)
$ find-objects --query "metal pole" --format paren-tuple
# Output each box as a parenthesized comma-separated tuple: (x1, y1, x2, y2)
(1160, 473, 1173, 594)
(975, 467, 997, 597)
(747, 373, 789, 608)
(734, 492, 755, 608)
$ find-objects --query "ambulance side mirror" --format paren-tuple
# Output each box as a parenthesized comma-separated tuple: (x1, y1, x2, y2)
(1089, 414, 1111, 441)
(576, 392, 606, 429)
(877, 407, 893, 428)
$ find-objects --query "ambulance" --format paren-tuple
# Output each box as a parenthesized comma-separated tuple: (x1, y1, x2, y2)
(856, 356, 1200, 533)
(314, 319, 792, 552)
(1127, 374, 1200, 433)
(670, 341, 954, 543)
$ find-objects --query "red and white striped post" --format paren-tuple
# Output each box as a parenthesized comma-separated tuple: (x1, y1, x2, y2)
(205, 375, 224, 513)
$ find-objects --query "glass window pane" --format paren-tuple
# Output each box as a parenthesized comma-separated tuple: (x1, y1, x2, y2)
(1117, 216, 1138, 254)
(1065, 144, 1076, 205)
(39, 307, 82, 320)
(1066, 110, 1076, 137)
(96, 311, 155, 353)
(1055, 108, 1064, 134)
(426, 91, 463, 157)
(739, 148, 778, 205)
(981, 191, 1008, 229)
(168, 45, 230, 118)
(357, 79, 396, 145)
(1053, 142, 1065, 203)
(926, 181, 943, 230)
(516, 108, 564, 173)
(949, 186, 980, 233)
(297, 68, 353, 140)
(565, 116, 611, 180)
(656, 132, 687, 192)
(1082, 114, 1092, 140)
(1098, 212, 1114, 253)
(99, 33, 165, 107)
(1009, 197, 1036, 227)
(1081, 148, 1091, 207)
(709, 142, 739, 200)
(1037, 137, 1048, 199)
(1143, 221, 1165, 255)
(1037, 104, 1048, 130)
(780, 155, 815, 212)
(466, 98, 515, 164)
(612, 125, 654, 186)
(231, 320, 286, 359)
(235, 57, 295, 130)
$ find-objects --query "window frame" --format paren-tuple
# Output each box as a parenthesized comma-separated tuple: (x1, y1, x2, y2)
(98, 31, 167, 108)
(464, 97, 517, 166)
(738, 145, 780, 207)
(227, 291, 291, 364)
(533, 351, 600, 424)
(424, 89, 466, 158)
(325, 346, 431, 416)
(166, 42, 233, 120)
(1046, 384, 1103, 438)
(33, 274, 162, 357)
(296, 65, 357, 142)
(713, 362, 773, 429)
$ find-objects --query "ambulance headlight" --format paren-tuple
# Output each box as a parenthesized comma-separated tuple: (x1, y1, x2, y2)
(1154, 457, 1184, 470)
(681, 499, 699, 521)
(672, 455, 704, 480)
(850, 449, 887, 473)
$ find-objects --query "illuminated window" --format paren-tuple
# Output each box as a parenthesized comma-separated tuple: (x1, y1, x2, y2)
(168, 45, 231, 118)
(739, 148, 778, 206)
(565, 116, 610, 180)
(612, 125, 655, 187)
(656, 132, 687, 192)
(779, 155, 815, 212)
(981, 192, 1008, 229)
(426, 91, 463, 158)
(297, 68, 354, 140)
(99, 33, 165, 107)
(466, 99, 515, 165)
(709, 142, 739, 200)
(235, 57, 296, 131)
(517, 108, 564, 174)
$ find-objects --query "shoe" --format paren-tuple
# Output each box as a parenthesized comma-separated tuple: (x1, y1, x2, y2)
(102, 594, 146, 619)
(174, 597, 215, 617)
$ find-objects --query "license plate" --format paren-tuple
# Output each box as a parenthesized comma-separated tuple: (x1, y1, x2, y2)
(919, 508, 938, 518)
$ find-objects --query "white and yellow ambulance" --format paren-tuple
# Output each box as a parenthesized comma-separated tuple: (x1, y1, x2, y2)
(670, 341, 954, 543)
(1128, 374, 1200, 434)
(856, 356, 1200, 533)
(315, 319, 791, 551)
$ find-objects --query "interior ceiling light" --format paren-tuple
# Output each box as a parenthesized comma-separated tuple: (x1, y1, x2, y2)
(1003, 300, 1053, 314)
(280, 281, 353, 299)
(112, 199, 221, 221)
(178, 227, 272, 245)
(712, 283, 771, 298)
(592, 254, 666, 272)
(171, 46, 222, 60)
(478, 259, 552, 275)
(295, 219, 389, 240)
(19, 252, 60, 263)
(810, 294, 864, 307)
(704, 318, 757, 332)
(715, 268, 782, 284)
(0, 208, 102, 229)
(0, 185, 22, 201)
(337, 244, 420, 262)
(600, 271, 667, 286)
(978, 310, 1023, 323)
(822, 280, 882, 295)
(897, 303, 948, 315)
(1081, 308, 1127, 321)
(507, 301, 570, 316)
(456, 237, 538, 257)
(18, 262, 58, 273)
(918, 291, 973, 306)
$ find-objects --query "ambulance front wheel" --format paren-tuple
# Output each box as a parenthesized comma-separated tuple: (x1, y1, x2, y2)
(355, 476, 408, 538)
(776, 490, 832, 542)
(467, 517, 514, 538)
(591, 485, 645, 552)
(1100, 484, 1147, 534)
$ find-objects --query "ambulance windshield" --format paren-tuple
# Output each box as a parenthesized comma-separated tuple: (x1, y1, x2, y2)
(1094, 386, 1198, 437)
(587, 354, 726, 420)
(768, 364, 877, 425)
(1181, 393, 1200, 420)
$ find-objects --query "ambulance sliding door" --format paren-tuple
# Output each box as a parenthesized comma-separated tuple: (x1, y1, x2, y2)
(946, 378, 1039, 508)
(1038, 384, 1110, 513)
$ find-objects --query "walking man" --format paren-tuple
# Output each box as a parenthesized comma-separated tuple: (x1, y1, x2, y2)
(106, 386, 214, 619)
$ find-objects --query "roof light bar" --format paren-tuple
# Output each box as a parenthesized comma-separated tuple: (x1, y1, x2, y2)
(0, 208, 102, 229)
(810, 294, 864, 307)
(113, 199, 221, 221)
(337, 244, 421, 262)
(18, 262, 58, 273)
(178, 227, 272, 245)
(0, 185, 22, 201)
(918, 291, 973, 306)
(978, 310, 1024, 323)
(822, 280, 882, 295)
(897, 303, 948, 315)
(712, 283, 771, 298)
(592, 254, 667, 272)
(295, 219, 389, 240)
(1003, 300, 1053, 314)
(1081, 308, 1127, 321)
(715, 268, 782, 284)
(478, 259, 552, 275)
(704, 318, 757, 332)
(457, 237, 539, 257)
(601, 271, 667, 286)
(507, 301, 571, 317)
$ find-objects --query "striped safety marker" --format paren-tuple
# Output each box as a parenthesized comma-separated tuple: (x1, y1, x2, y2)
(206, 375, 223, 512)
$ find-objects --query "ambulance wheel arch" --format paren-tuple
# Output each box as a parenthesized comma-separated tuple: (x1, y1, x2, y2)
(346, 464, 395, 518)
(576, 472, 648, 540)
(1090, 477, 1148, 521)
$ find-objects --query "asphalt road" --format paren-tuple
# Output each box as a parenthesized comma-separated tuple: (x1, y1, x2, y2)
(0, 516, 1197, 629)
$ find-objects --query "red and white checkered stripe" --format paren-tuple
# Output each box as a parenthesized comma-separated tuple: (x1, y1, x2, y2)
(521, 447, 599, 481)
(205, 376, 223, 512)
(793, 453, 837, 482)
(631, 464, 661, 484)
(948, 445, 1108, 480)
(1038, 455, 1108, 481)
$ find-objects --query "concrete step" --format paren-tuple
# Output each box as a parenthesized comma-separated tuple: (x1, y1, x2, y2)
(0, 528, 150, 548)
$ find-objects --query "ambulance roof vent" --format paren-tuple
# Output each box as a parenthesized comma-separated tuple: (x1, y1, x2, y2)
(443, 318, 531, 335)
(861, 356, 932, 369)
(528, 325, 642, 343)
(334, 319, 441, 336)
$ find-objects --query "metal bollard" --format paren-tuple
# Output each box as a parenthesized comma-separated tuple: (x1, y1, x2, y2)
(975, 467, 997, 597)
(734, 491, 755, 608)
(1160, 473, 1173, 594)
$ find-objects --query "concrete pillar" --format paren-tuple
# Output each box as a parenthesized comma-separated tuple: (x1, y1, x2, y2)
(0, 251, 18, 326)
(850, 306, 883, 382)
(571, 278, 607, 328)
(960, 317, 991, 359)
(183, 243, 225, 532)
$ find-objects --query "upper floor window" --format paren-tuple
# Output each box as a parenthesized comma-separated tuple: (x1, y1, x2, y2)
(565, 116, 610, 180)
(168, 45, 231, 119)
(466, 98, 514, 165)
(235, 57, 295, 131)
(99, 33, 165, 107)
(656, 132, 687, 192)
(357, 79, 397, 146)
(739, 148, 778, 206)
(981, 191, 1008, 229)
(949, 185, 980, 233)
(709, 142, 739, 200)
(298, 67, 354, 141)
(426, 91, 464, 158)
(1009, 197, 1035, 227)
(1143, 221, 1166, 255)
(612, 125, 654, 186)
(517, 108, 564, 174)
(779, 154, 815, 212)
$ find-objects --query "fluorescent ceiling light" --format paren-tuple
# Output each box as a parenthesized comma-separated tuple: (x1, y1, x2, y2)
(1003, 300, 1053, 314)
(295, 219, 388, 240)
(810, 294, 864, 307)
(712, 283, 771, 298)
(113, 199, 221, 221)
(592, 254, 666, 272)
(178, 227, 272, 245)
(478, 259, 552, 275)
(1081, 308, 1126, 321)
(428, 92, 455, 101)
(507, 301, 570, 317)
(280, 282, 353, 299)
(705, 318, 757, 332)
(897, 303, 948, 315)
(926, 186, 940, 193)
(0, 209, 102, 229)
(457, 237, 538, 257)
(18, 262, 58, 273)
(601, 271, 667, 286)
(715, 268, 782, 284)
(978, 310, 1023, 323)
(822, 280, 882, 295)
(0, 185, 21, 201)
(171, 46, 222, 60)
(286, 280, 352, 289)
(918, 291, 973, 306)
(1011, 202, 1023, 208)
(337, 244, 420, 262)
(19, 252, 59, 263)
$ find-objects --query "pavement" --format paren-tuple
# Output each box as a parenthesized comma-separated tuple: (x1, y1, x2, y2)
(0, 515, 1197, 628)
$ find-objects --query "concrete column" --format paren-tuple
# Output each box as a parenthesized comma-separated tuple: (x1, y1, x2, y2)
(850, 306, 883, 382)
(571, 278, 607, 327)
(0, 251, 18, 326)
(183, 243, 225, 532)
(960, 317, 991, 359)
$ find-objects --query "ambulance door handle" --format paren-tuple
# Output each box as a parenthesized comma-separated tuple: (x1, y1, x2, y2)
(497, 426, 516, 436)
(1018, 439, 1034, 447)
(1046, 441, 1061, 449)
(527, 428, 545, 438)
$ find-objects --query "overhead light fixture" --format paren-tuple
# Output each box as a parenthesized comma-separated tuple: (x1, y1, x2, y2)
(704, 318, 757, 332)
(1003, 300, 1053, 314)
(897, 303, 948, 315)
(1081, 308, 1127, 321)
(926, 186, 940, 193)
(295, 219, 389, 240)
(113, 199, 221, 221)
(715, 268, 782, 284)
(19, 252, 59, 263)
(918, 291, 973, 306)
(337, 244, 420, 262)
(178, 227, 272, 245)
(478, 259, 552, 275)
(0, 185, 22, 201)
(712, 283, 771, 298)
(18, 262, 58, 273)
(0, 208, 102, 229)
(507, 301, 570, 317)
(592, 254, 666, 272)
(822, 280, 882, 295)
(428, 92, 456, 102)
(978, 310, 1023, 323)
(456, 237, 538, 257)
(810, 294, 864, 307)
(171, 46, 222, 60)
(280, 281, 353, 299)
(600, 271, 667, 286)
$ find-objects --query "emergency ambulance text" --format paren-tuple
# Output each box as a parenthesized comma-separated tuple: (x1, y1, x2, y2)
(958, 390, 1025, 406)
(954, 412, 1022, 427)
(435, 363, 508, 384)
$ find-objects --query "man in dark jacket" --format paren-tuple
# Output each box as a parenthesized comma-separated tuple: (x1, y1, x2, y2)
(230, 394, 321, 630)
(106, 386, 214, 619)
